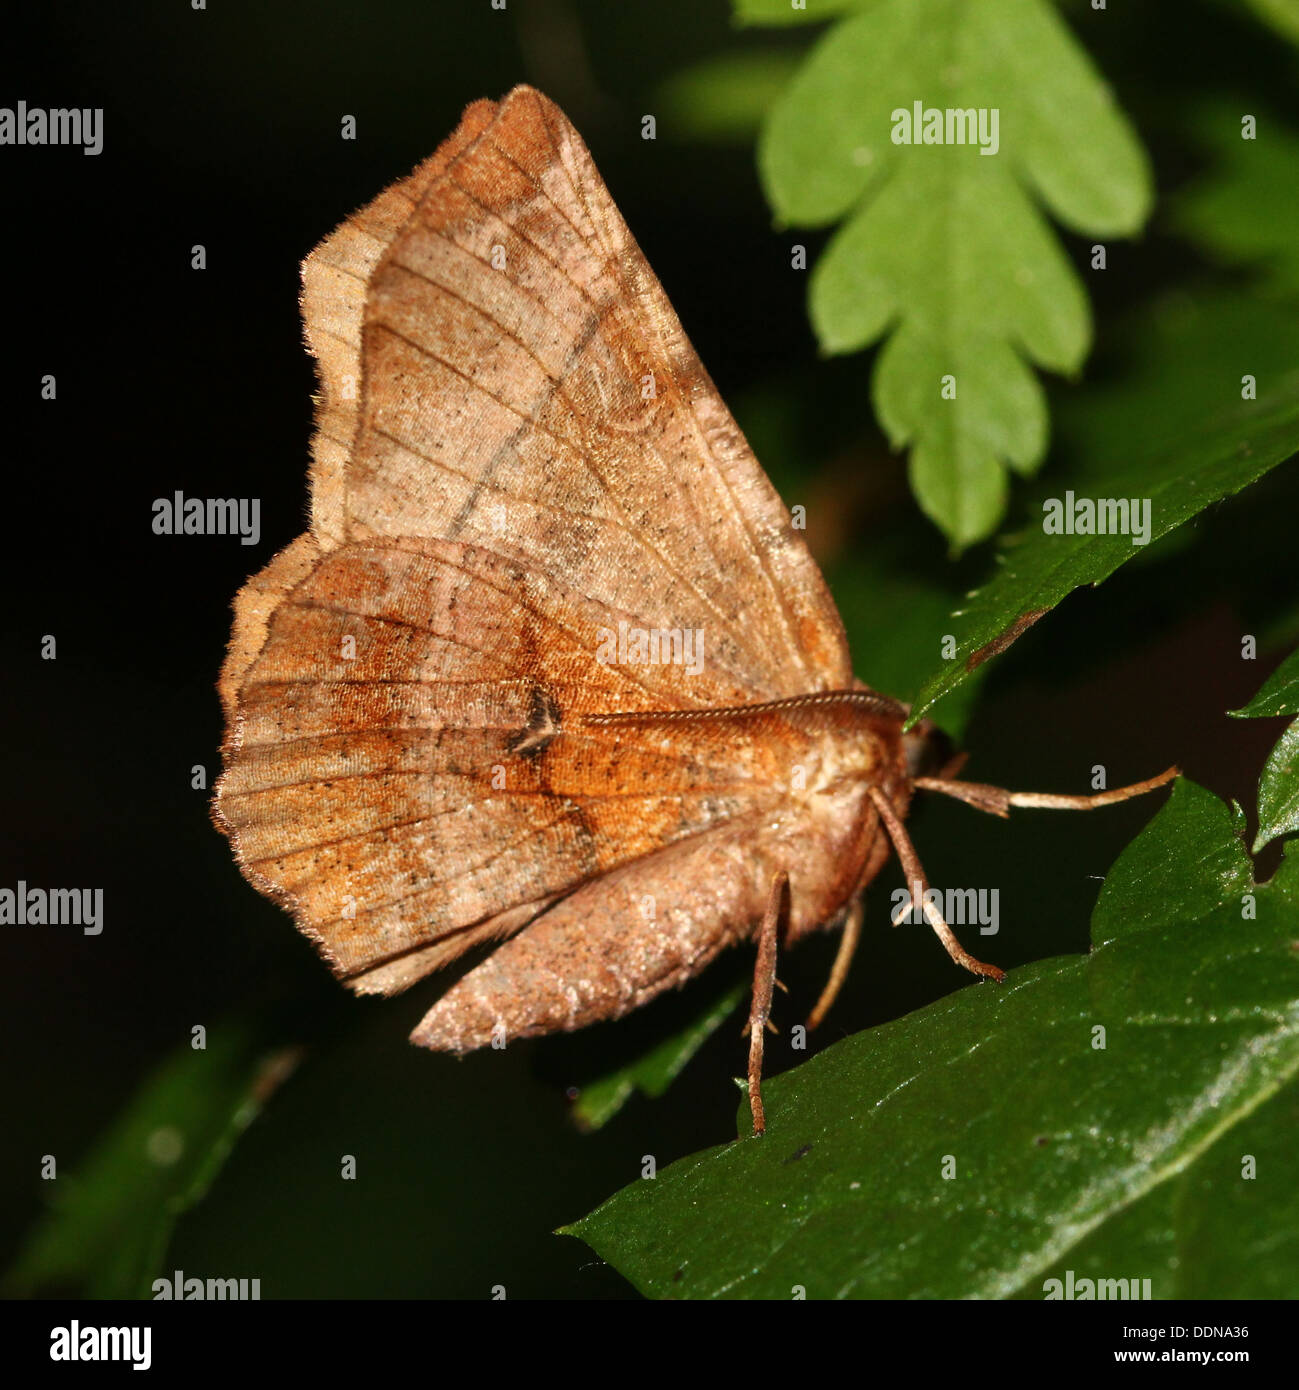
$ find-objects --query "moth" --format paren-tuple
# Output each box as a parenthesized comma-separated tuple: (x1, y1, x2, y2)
(214, 86, 1176, 1135)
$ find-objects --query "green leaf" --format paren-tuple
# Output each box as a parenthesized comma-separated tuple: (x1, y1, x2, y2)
(1172, 105, 1299, 297)
(907, 371, 1299, 725)
(573, 982, 747, 1131)
(4, 1028, 299, 1298)
(753, 0, 1151, 548)
(564, 762, 1299, 1299)
(1090, 779, 1251, 944)
(1256, 719, 1299, 852)
(1232, 645, 1299, 718)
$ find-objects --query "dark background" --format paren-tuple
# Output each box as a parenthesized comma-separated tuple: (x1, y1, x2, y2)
(2, 0, 1296, 1298)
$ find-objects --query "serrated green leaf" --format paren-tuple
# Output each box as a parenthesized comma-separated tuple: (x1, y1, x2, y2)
(754, 0, 1151, 548)
(564, 749, 1299, 1299)
(871, 319, 1045, 543)
(4, 1028, 298, 1298)
(815, 157, 1088, 372)
(1232, 646, 1299, 718)
(1256, 719, 1299, 851)
(907, 371, 1299, 724)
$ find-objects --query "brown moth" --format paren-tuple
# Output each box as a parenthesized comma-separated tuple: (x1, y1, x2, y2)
(213, 86, 1176, 1135)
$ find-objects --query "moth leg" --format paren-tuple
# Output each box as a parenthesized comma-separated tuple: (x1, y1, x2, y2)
(805, 896, 864, 1032)
(913, 765, 1179, 819)
(747, 870, 789, 1138)
(867, 786, 1005, 983)
(738, 978, 786, 1038)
